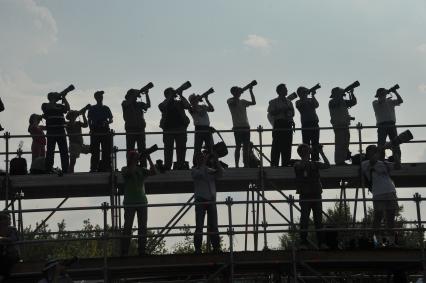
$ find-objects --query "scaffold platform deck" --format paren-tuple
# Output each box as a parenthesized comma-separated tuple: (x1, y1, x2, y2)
(9, 249, 423, 282)
(1, 163, 425, 200)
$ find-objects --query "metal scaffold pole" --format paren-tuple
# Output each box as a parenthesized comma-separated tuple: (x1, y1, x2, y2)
(257, 125, 268, 250)
(226, 196, 234, 282)
(102, 202, 110, 283)
(414, 193, 426, 282)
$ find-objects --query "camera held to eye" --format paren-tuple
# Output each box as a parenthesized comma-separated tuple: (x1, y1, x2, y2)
(139, 82, 154, 95)
(387, 84, 400, 94)
(60, 84, 75, 98)
(344, 81, 360, 93)
(140, 144, 159, 157)
(241, 80, 257, 92)
(309, 83, 321, 94)
(201, 87, 214, 98)
(175, 81, 192, 94)
(287, 92, 298, 101)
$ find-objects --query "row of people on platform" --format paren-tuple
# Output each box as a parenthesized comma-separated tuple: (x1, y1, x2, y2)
(14, 80, 403, 173)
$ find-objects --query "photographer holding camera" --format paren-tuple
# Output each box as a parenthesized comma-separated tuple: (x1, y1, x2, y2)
(122, 87, 151, 166)
(87, 91, 113, 172)
(296, 85, 321, 161)
(188, 89, 214, 164)
(328, 84, 357, 165)
(41, 85, 73, 173)
(227, 81, 257, 168)
(121, 149, 158, 256)
(267, 83, 295, 167)
(191, 151, 223, 254)
(373, 85, 403, 161)
(362, 144, 401, 247)
(66, 108, 90, 173)
(158, 83, 191, 170)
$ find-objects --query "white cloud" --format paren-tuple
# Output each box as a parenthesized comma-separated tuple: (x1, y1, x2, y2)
(418, 84, 426, 93)
(243, 34, 271, 50)
(416, 43, 426, 53)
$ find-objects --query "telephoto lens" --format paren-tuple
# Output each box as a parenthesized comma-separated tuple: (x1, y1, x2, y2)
(140, 144, 159, 157)
(60, 84, 75, 97)
(344, 81, 360, 93)
(175, 81, 192, 94)
(388, 84, 400, 94)
(309, 83, 321, 93)
(201, 87, 215, 97)
(287, 92, 298, 101)
(241, 80, 257, 92)
(140, 82, 154, 93)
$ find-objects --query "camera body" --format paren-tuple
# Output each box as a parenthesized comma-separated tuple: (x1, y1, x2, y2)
(344, 81, 360, 93)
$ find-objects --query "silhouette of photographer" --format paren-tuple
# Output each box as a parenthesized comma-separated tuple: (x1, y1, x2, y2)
(0, 98, 4, 131)
(41, 86, 72, 173)
(227, 82, 256, 168)
(296, 86, 320, 161)
(373, 86, 403, 161)
(328, 85, 357, 165)
(267, 84, 295, 167)
(159, 84, 191, 170)
(189, 92, 214, 164)
(66, 108, 90, 173)
(87, 91, 113, 172)
(122, 88, 151, 166)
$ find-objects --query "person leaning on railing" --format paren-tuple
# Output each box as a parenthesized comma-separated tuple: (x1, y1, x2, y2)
(191, 151, 223, 254)
(373, 87, 403, 162)
(122, 88, 151, 167)
(267, 84, 295, 167)
(362, 144, 401, 247)
(121, 150, 158, 256)
(87, 91, 113, 172)
(294, 144, 330, 250)
(227, 86, 256, 168)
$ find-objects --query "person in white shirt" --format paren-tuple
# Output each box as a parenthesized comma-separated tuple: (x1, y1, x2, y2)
(189, 94, 214, 164)
(191, 151, 223, 253)
(373, 87, 403, 161)
(361, 144, 400, 246)
(227, 86, 256, 167)
(267, 84, 295, 166)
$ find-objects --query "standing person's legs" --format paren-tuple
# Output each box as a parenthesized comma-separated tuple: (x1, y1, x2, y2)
(233, 128, 243, 168)
(163, 132, 174, 170)
(206, 202, 220, 251)
(90, 131, 101, 172)
(175, 130, 187, 169)
(193, 130, 203, 165)
(309, 122, 320, 161)
(45, 133, 56, 172)
(387, 123, 401, 160)
(136, 129, 147, 167)
(125, 129, 137, 151)
(312, 197, 324, 246)
(299, 199, 311, 245)
(194, 198, 207, 253)
(334, 127, 348, 165)
(57, 134, 69, 173)
(271, 123, 283, 167)
(282, 121, 293, 166)
(136, 205, 148, 255)
(121, 207, 136, 255)
(241, 129, 251, 168)
(373, 198, 385, 243)
(377, 123, 387, 147)
(100, 130, 112, 171)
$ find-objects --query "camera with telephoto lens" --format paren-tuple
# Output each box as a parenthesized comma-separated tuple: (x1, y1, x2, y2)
(175, 81, 192, 94)
(140, 144, 159, 157)
(287, 92, 298, 101)
(390, 130, 413, 147)
(59, 84, 75, 98)
(387, 84, 400, 94)
(241, 80, 257, 92)
(309, 83, 321, 94)
(139, 82, 154, 95)
(201, 87, 214, 98)
(344, 81, 360, 93)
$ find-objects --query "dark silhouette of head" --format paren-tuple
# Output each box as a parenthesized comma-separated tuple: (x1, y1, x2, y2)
(188, 94, 200, 106)
(330, 87, 344, 99)
(276, 84, 288, 97)
(94, 91, 104, 105)
(125, 89, 140, 102)
(297, 86, 309, 100)
(127, 150, 139, 166)
(230, 86, 243, 98)
(29, 114, 42, 125)
(164, 87, 175, 99)
(297, 144, 311, 160)
(194, 151, 206, 167)
(366, 144, 379, 162)
(66, 110, 79, 122)
(47, 92, 60, 103)
(376, 88, 387, 101)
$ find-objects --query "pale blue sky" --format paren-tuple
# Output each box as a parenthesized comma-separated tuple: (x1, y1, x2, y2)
(0, 0, 425, 250)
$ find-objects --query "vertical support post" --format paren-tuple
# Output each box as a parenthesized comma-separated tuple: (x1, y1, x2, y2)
(414, 193, 426, 282)
(356, 123, 368, 222)
(102, 202, 110, 283)
(251, 185, 257, 251)
(4, 132, 10, 209)
(11, 195, 16, 228)
(257, 125, 268, 250)
(244, 189, 249, 251)
(289, 195, 298, 283)
(109, 130, 116, 230)
(17, 192, 24, 239)
(226, 196, 234, 283)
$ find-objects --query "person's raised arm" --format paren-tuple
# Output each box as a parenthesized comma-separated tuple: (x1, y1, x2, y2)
(62, 97, 70, 112)
(392, 89, 403, 105)
(248, 88, 256, 106)
(145, 92, 151, 109)
(346, 90, 357, 107)
(312, 95, 319, 108)
(204, 96, 214, 112)
(147, 155, 158, 176)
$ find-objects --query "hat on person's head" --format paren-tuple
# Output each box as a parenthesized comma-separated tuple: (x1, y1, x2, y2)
(230, 86, 242, 96)
(297, 86, 309, 96)
(330, 87, 344, 98)
(164, 87, 175, 98)
(125, 89, 140, 99)
(188, 94, 198, 103)
(365, 144, 378, 158)
(94, 91, 104, 98)
(375, 88, 387, 98)
(65, 110, 79, 121)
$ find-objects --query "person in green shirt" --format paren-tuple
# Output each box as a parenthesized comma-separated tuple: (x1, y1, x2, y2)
(121, 150, 157, 256)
